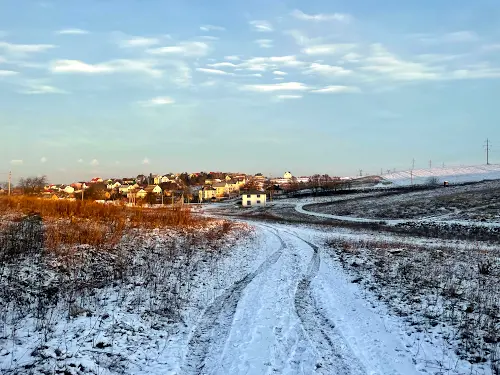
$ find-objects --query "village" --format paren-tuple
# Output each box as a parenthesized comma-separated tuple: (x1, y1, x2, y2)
(11, 171, 351, 207)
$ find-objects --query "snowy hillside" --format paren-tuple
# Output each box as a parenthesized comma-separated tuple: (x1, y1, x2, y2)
(381, 163, 500, 186)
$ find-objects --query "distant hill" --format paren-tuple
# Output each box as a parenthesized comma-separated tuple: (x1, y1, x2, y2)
(381, 164, 500, 186)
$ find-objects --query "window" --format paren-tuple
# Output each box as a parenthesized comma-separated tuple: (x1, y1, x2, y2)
(256, 200, 261, 204)
(247, 194, 251, 198)
(247, 201, 252, 206)
(257, 194, 260, 198)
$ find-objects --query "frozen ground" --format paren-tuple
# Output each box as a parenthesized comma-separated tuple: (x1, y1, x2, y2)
(300, 179, 500, 225)
(2, 204, 499, 374)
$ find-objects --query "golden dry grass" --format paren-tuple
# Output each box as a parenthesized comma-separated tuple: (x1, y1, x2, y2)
(0, 196, 208, 251)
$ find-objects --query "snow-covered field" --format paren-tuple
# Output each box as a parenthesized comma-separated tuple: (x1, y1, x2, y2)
(381, 163, 500, 186)
(1, 198, 499, 374)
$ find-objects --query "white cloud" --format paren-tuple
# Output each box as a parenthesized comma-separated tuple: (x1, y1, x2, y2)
(56, 28, 88, 35)
(304, 63, 352, 76)
(273, 70, 287, 76)
(120, 36, 160, 48)
(249, 20, 273, 32)
(311, 85, 361, 93)
(361, 44, 439, 81)
(276, 94, 302, 100)
(241, 81, 309, 92)
(50, 59, 163, 77)
(291, 9, 352, 22)
(77, 159, 83, 163)
(21, 83, 68, 94)
(10, 159, 23, 165)
(90, 159, 99, 166)
(225, 55, 240, 61)
(255, 39, 273, 48)
(40, 156, 47, 163)
(303, 43, 356, 55)
(286, 30, 326, 47)
(208, 62, 238, 68)
(0, 70, 18, 76)
(238, 56, 306, 72)
(449, 68, 500, 80)
(142, 158, 150, 165)
(199, 36, 219, 41)
(140, 96, 175, 106)
(342, 52, 362, 62)
(196, 67, 233, 75)
(147, 41, 209, 57)
(200, 24, 225, 32)
(274, 77, 284, 80)
(0, 41, 55, 54)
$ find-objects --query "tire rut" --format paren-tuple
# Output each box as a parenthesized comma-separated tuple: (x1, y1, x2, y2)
(181, 230, 286, 375)
(291, 232, 366, 375)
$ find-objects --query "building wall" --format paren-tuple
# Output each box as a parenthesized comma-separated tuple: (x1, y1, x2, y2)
(242, 193, 267, 206)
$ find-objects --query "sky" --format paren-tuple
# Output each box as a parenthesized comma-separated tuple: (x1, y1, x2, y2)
(1, 0, 500, 183)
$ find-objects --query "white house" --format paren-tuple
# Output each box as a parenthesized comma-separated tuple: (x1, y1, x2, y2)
(284, 171, 292, 179)
(241, 191, 266, 207)
(63, 186, 75, 194)
(199, 186, 217, 202)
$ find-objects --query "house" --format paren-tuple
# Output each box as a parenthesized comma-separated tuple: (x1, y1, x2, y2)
(199, 186, 217, 202)
(213, 182, 228, 197)
(119, 184, 139, 194)
(226, 180, 240, 195)
(153, 175, 171, 184)
(254, 173, 266, 180)
(144, 185, 163, 194)
(296, 177, 310, 183)
(241, 191, 266, 207)
(63, 186, 75, 194)
(266, 185, 284, 197)
(284, 171, 293, 179)
(90, 177, 103, 184)
(107, 181, 122, 190)
(135, 189, 147, 199)
(71, 182, 88, 190)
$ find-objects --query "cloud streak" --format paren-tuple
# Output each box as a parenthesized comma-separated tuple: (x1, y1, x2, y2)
(147, 41, 209, 57)
(56, 28, 89, 35)
(139, 96, 175, 106)
(291, 9, 352, 22)
(241, 82, 309, 92)
(311, 85, 361, 94)
(249, 20, 273, 32)
(50, 59, 163, 77)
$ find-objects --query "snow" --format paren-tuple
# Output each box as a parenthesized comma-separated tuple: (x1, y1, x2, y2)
(2, 210, 495, 374)
(382, 163, 500, 186)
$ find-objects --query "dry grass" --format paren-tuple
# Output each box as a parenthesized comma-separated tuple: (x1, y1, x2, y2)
(0, 196, 207, 252)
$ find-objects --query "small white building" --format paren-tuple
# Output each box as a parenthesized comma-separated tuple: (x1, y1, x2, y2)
(241, 191, 266, 207)
(284, 171, 292, 179)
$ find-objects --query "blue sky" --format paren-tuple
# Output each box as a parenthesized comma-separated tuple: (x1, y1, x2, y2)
(1, 0, 500, 183)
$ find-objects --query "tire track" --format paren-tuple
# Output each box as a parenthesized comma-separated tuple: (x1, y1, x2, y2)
(181, 229, 286, 375)
(290, 232, 366, 375)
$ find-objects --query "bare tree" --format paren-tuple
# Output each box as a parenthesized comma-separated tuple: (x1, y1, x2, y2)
(18, 175, 48, 195)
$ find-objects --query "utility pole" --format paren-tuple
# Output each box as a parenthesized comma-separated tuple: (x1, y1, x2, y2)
(484, 139, 491, 165)
(359, 169, 363, 177)
(410, 169, 413, 186)
(412, 158, 415, 170)
(429, 160, 432, 169)
(8, 171, 11, 196)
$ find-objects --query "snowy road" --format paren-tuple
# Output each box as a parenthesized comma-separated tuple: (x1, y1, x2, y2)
(181, 223, 422, 375)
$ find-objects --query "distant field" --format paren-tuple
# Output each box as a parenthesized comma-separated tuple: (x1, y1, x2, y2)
(305, 180, 500, 223)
